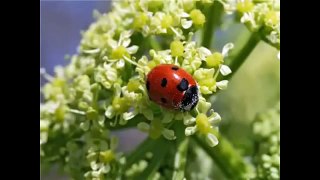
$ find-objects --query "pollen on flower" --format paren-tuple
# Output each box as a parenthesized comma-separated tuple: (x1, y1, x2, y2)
(78, 101, 89, 111)
(264, 11, 280, 26)
(112, 97, 130, 113)
(147, 60, 157, 69)
(182, 0, 195, 12)
(149, 119, 164, 139)
(190, 9, 205, 26)
(100, 150, 115, 163)
(55, 105, 66, 122)
(196, 113, 211, 134)
(52, 77, 66, 87)
(161, 15, 173, 29)
(198, 79, 216, 88)
(86, 107, 98, 120)
(170, 40, 184, 57)
(111, 46, 130, 59)
(133, 12, 148, 29)
(148, 0, 163, 11)
(206, 52, 224, 67)
(236, 0, 254, 13)
(127, 79, 141, 92)
(193, 68, 219, 94)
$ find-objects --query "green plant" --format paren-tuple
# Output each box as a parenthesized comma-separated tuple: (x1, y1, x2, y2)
(40, 0, 280, 179)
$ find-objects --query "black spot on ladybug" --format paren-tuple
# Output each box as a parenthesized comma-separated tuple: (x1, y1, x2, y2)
(161, 78, 167, 87)
(146, 81, 150, 91)
(161, 97, 167, 104)
(177, 78, 189, 92)
(171, 66, 179, 71)
(180, 85, 199, 111)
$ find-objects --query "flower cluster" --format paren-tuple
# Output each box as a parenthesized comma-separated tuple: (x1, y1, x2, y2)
(252, 102, 280, 179)
(219, 0, 280, 58)
(41, 0, 235, 179)
(84, 136, 125, 179)
(134, 41, 233, 143)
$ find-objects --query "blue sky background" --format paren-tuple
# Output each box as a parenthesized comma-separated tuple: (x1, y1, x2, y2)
(40, 1, 110, 79)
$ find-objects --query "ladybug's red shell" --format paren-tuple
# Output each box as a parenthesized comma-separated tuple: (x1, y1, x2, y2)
(146, 64, 199, 111)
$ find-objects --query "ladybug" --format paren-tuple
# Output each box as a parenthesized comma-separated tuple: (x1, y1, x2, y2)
(146, 64, 199, 111)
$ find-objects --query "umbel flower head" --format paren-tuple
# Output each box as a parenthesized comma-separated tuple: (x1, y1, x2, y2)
(252, 102, 280, 179)
(132, 41, 233, 142)
(219, 0, 280, 59)
(84, 136, 126, 179)
(40, 0, 237, 179)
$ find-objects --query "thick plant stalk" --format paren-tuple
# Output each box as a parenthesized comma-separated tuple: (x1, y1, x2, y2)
(201, 1, 224, 48)
(193, 134, 252, 179)
(219, 32, 260, 82)
(172, 122, 190, 180)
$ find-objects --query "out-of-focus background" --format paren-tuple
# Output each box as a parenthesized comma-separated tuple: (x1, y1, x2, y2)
(41, 1, 109, 79)
(40, 1, 280, 179)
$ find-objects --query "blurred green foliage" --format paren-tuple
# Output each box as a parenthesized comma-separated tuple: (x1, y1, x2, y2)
(215, 40, 279, 156)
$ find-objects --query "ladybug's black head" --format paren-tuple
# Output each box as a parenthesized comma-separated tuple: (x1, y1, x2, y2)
(180, 85, 199, 111)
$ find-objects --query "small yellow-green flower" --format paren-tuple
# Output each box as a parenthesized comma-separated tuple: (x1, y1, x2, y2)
(161, 14, 173, 29)
(137, 118, 176, 140)
(85, 137, 123, 179)
(133, 12, 149, 29)
(237, 0, 254, 13)
(106, 31, 139, 69)
(170, 40, 184, 57)
(190, 9, 206, 26)
(100, 150, 115, 163)
(206, 52, 224, 67)
(264, 10, 280, 27)
(184, 111, 221, 147)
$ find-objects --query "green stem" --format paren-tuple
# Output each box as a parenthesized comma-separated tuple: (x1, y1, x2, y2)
(172, 138, 189, 180)
(123, 136, 171, 180)
(192, 134, 252, 179)
(135, 137, 170, 180)
(149, 35, 161, 51)
(125, 137, 157, 169)
(172, 122, 189, 180)
(218, 32, 260, 82)
(106, 115, 145, 131)
(201, 1, 224, 48)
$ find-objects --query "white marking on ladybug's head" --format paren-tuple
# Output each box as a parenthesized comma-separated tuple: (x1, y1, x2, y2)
(183, 102, 194, 111)
(180, 85, 199, 112)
